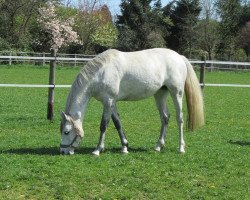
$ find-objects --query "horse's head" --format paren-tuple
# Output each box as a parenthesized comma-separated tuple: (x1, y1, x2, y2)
(60, 112, 84, 155)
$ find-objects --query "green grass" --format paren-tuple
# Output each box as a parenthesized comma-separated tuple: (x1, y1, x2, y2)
(0, 64, 249, 199)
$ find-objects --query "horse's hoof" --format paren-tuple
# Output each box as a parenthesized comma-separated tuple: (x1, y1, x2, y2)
(92, 150, 100, 156)
(155, 146, 161, 152)
(179, 149, 185, 154)
(121, 147, 129, 154)
(69, 150, 75, 155)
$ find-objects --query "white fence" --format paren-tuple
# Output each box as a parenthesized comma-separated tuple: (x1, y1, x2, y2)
(1, 83, 250, 88)
(1, 54, 249, 120)
(0, 52, 95, 66)
(0, 55, 250, 89)
(190, 60, 250, 71)
(0, 53, 250, 69)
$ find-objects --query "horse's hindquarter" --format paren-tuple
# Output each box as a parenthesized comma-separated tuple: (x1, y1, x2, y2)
(91, 48, 187, 101)
(118, 49, 187, 100)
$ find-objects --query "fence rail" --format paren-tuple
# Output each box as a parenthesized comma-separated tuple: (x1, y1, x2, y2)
(0, 55, 249, 88)
(1, 83, 250, 88)
(0, 55, 93, 62)
(1, 55, 250, 64)
(1, 54, 250, 68)
(0, 84, 71, 88)
(0, 54, 249, 120)
(0, 53, 95, 66)
(190, 60, 250, 66)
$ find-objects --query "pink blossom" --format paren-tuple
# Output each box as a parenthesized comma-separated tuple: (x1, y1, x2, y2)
(38, 3, 79, 52)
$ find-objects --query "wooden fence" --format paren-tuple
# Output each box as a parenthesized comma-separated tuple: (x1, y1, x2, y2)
(0, 54, 250, 120)
(0, 51, 95, 66)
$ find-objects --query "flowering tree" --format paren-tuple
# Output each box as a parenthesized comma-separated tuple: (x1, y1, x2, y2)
(38, 2, 78, 52)
(38, 2, 79, 120)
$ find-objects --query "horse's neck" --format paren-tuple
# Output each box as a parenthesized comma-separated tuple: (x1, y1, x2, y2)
(66, 83, 90, 122)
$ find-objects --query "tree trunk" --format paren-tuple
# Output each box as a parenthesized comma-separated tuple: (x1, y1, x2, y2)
(47, 49, 56, 121)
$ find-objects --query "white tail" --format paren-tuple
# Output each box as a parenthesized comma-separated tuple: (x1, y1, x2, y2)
(183, 56, 205, 131)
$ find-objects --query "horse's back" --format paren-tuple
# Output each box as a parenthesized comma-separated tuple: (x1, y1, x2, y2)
(122, 48, 187, 82)
(90, 48, 187, 101)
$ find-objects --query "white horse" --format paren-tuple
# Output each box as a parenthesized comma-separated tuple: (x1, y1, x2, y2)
(60, 48, 204, 155)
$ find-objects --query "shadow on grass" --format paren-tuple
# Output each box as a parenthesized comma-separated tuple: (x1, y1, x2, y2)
(101, 147, 148, 154)
(1, 146, 149, 155)
(229, 140, 250, 146)
(1, 147, 93, 156)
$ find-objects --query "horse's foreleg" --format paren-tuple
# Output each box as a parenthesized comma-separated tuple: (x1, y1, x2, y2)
(154, 89, 170, 152)
(92, 102, 112, 156)
(111, 106, 129, 153)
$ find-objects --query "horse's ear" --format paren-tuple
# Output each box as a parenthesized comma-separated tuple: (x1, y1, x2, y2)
(61, 112, 70, 121)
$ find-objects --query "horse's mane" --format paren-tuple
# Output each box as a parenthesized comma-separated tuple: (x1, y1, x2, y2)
(65, 49, 119, 113)
(76, 49, 119, 86)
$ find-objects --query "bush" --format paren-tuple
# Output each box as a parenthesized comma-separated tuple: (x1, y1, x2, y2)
(0, 37, 11, 51)
(232, 48, 247, 61)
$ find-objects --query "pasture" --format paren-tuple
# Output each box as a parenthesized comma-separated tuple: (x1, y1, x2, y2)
(0, 64, 249, 199)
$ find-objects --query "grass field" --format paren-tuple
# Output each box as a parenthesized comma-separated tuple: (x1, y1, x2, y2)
(0, 64, 249, 199)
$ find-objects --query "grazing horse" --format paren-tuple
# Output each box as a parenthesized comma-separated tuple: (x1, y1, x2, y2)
(60, 48, 204, 155)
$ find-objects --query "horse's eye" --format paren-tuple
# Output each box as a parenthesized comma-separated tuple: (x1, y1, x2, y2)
(64, 131, 70, 135)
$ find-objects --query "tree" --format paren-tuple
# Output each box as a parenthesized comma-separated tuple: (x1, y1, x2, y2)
(196, 19, 219, 60)
(91, 21, 118, 52)
(116, 0, 153, 51)
(61, 0, 74, 7)
(116, 0, 171, 51)
(163, 0, 201, 57)
(216, 0, 242, 60)
(239, 21, 250, 58)
(37, 2, 78, 52)
(239, 1, 250, 27)
(90, 5, 118, 53)
(0, 0, 117, 53)
(75, 1, 117, 53)
(195, 0, 219, 60)
(0, 0, 51, 50)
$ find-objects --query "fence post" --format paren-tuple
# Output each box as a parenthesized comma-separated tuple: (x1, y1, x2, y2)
(47, 49, 56, 121)
(9, 51, 12, 65)
(43, 52, 45, 66)
(75, 54, 76, 67)
(200, 55, 206, 93)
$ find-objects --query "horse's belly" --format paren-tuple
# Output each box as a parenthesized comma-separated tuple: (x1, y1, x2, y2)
(117, 80, 162, 101)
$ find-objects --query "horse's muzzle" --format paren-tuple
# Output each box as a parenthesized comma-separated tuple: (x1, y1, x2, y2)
(60, 147, 75, 155)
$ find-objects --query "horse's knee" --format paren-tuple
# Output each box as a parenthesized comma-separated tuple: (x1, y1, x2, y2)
(162, 113, 170, 125)
(176, 112, 184, 124)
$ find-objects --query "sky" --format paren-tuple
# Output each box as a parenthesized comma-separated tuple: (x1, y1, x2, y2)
(66, 0, 172, 16)
(104, 0, 171, 16)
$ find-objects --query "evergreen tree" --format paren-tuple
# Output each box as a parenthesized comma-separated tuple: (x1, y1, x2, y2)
(238, 2, 250, 58)
(239, 2, 250, 27)
(216, 0, 242, 60)
(116, 0, 171, 51)
(163, 0, 201, 57)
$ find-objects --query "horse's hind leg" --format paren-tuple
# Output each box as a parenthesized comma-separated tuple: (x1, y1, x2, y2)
(154, 89, 170, 152)
(170, 88, 185, 153)
(111, 105, 129, 153)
